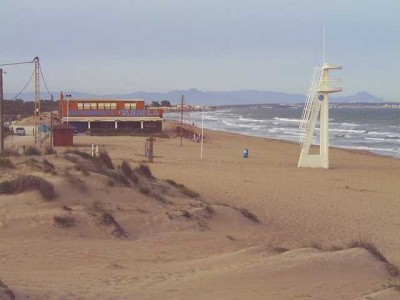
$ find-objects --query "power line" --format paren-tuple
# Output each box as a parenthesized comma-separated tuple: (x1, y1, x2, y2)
(0, 60, 34, 67)
(9, 69, 35, 100)
(39, 64, 53, 99)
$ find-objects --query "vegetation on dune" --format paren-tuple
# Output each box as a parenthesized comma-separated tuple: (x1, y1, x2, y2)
(24, 146, 41, 156)
(99, 212, 128, 238)
(0, 148, 19, 157)
(98, 151, 114, 169)
(166, 179, 199, 198)
(53, 215, 75, 228)
(42, 159, 56, 174)
(347, 239, 400, 277)
(0, 158, 15, 169)
(239, 208, 260, 223)
(136, 164, 154, 179)
(64, 149, 92, 160)
(43, 146, 56, 155)
(0, 175, 56, 200)
(0, 278, 15, 300)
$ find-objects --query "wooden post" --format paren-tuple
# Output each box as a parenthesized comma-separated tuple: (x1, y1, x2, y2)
(50, 111, 53, 148)
(0, 68, 3, 154)
(180, 95, 184, 147)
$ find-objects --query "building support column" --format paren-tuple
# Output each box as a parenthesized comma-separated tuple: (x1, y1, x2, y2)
(161, 120, 164, 131)
(115, 121, 118, 129)
(141, 121, 144, 130)
(88, 121, 91, 129)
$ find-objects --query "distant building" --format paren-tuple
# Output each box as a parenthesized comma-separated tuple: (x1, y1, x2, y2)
(59, 93, 163, 133)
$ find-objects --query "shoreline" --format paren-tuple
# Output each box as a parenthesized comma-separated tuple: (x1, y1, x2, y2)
(164, 118, 400, 161)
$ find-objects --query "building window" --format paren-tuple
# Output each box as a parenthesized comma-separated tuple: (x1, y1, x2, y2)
(90, 103, 97, 109)
(98, 103, 105, 110)
(103, 103, 111, 109)
(77, 103, 83, 110)
(110, 103, 117, 109)
(124, 103, 137, 109)
(83, 103, 91, 110)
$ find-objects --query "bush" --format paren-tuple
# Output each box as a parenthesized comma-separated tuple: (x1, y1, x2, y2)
(136, 164, 153, 179)
(25, 146, 41, 156)
(8, 175, 56, 200)
(54, 215, 75, 227)
(99, 151, 114, 169)
(0, 158, 14, 169)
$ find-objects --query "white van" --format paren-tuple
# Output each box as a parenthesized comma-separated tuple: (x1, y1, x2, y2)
(15, 127, 26, 136)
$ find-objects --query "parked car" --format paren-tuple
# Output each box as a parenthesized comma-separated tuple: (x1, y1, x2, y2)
(15, 127, 26, 136)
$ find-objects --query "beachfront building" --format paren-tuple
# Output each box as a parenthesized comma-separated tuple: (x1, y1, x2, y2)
(59, 94, 164, 134)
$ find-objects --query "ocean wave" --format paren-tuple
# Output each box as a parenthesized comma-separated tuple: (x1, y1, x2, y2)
(274, 117, 301, 123)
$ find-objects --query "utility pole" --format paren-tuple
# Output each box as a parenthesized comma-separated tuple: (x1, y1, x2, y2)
(0, 68, 4, 154)
(180, 95, 184, 147)
(34, 57, 40, 148)
(50, 111, 53, 148)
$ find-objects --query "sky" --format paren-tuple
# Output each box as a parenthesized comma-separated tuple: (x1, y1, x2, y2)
(1, 0, 399, 101)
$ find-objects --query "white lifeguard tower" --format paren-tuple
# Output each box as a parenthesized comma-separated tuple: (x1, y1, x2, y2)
(298, 63, 342, 168)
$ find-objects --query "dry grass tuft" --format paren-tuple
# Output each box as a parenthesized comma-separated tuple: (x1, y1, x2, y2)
(99, 212, 128, 238)
(0, 148, 19, 157)
(139, 186, 150, 195)
(0, 278, 15, 300)
(0, 158, 15, 169)
(239, 208, 260, 223)
(136, 164, 154, 179)
(43, 146, 56, 155)
(54, 215, 75, 227)
(166, 179, 199, 198)
(42, 159, 56, 173)
(64, 149, 92, 160)
(348, 239, 400, 277)
(2, 175, 56, 200)
(25, 146, 41, 156)
(98, 151, 114, 169)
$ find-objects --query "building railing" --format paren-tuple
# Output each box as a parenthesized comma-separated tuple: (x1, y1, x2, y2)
(63, 109, 163, 118)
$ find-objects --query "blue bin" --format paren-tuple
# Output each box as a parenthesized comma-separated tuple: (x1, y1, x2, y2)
(243, 148, 248, 158)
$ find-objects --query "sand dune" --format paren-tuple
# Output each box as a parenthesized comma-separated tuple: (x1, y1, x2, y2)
(0, 128, 399, 299)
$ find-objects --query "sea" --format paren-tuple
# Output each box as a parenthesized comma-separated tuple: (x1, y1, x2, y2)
(165, 104, 400, 159)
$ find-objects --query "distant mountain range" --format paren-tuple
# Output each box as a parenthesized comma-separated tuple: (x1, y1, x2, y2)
(4, 89, 387, 105)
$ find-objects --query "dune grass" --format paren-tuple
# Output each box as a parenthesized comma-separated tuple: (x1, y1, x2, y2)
(0, 175, 56, 200)
(0, 158, 15, 169)
(25, 146, 41, 156)
(53, 215, 75, 228)
(0, 278, 15, 300)
(166, 179, 199, 198)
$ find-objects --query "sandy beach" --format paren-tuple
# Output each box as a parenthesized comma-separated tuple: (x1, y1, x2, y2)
(1, 127, 400, 299)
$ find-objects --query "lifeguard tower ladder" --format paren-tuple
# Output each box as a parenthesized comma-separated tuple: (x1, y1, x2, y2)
(298, 64, 342, 168)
